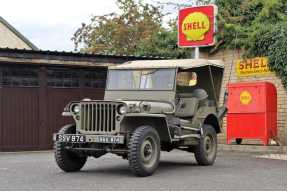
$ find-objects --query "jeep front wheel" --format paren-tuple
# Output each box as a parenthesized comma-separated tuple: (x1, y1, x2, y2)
(194, 125, 217, 166)
(128, 126, 160, 177)
(54, 124, 87, 172)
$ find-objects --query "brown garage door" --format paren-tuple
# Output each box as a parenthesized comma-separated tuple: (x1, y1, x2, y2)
(0, 66, 40, 151)
(0, 65, 106, 151)
(1, 88, 40, 151)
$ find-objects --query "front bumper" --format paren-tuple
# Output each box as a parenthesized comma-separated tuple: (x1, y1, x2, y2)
(53, 134, 125, 144)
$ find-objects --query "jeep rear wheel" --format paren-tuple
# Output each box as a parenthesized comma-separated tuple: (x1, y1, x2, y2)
(54, 124, 87, 172)
(128, 126, 160, 177)
(194, 125, 217, 166)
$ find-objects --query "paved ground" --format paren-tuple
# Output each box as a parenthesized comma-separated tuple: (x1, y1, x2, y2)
(0, 150, 287, 191)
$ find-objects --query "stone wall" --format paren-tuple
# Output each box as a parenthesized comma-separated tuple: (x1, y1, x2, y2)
(201, 49, 287, 145)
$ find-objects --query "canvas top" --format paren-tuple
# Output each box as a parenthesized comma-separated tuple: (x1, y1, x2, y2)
(109, 59, 224, 70)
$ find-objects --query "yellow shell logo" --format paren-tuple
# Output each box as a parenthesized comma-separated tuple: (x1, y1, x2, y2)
(182, 12, 210, 41)
(240, 91, 252, 105)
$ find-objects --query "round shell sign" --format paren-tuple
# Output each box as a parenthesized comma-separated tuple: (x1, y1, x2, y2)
(178, 5, 217, 47)
(240, 91, 252, 105)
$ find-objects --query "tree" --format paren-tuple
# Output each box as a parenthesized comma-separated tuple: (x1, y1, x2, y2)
(212, 0, 287, 49)
(72, 0, 162, 55)
(72, 0, 190, 57)
(73, 0, 287, 87)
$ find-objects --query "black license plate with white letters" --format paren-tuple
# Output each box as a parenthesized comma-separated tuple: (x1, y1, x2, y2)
(56, 134, 86, 143)
(98, 136, 121, 144)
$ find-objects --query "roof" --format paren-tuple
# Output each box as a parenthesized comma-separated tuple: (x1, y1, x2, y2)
(0, 48, 166, 67)
(109, 59, 224, 69)
(0, 17, 38, 50)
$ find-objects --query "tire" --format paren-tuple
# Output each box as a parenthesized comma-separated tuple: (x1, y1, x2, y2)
(194, 125, 217, 166)
(235, 138, 242, 145)
(128, 126, 161, 177)
(54, 124, 87, 172)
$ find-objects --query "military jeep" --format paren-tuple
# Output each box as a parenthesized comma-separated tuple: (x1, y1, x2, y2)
(53, 59, 226, 177)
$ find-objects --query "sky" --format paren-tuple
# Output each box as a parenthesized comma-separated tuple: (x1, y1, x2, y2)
(0, 0, 193, 51)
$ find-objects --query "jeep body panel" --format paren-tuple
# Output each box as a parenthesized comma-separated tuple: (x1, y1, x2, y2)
(120, 114, 172, 142)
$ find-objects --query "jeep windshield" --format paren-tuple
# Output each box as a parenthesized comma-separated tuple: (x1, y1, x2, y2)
(107, 69, 176, 90)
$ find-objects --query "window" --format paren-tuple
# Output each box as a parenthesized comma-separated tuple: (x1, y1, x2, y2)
(176, 71, 197, 87)
(107, 69, 176, 90)
(47, 68, 80, 88)
(83, 70, 106, 88)
(0, 66, 39, 87)
(47, 68, 107, 88)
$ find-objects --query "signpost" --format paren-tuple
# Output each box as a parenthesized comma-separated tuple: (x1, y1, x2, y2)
(178, 5, 217, 58)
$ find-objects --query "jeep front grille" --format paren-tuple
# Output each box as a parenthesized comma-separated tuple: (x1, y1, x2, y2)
(80, 102, 118, 134)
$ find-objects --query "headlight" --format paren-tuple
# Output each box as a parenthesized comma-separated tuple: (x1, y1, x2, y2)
(118, 105, 127, 114)
(71, 104, 80, 113)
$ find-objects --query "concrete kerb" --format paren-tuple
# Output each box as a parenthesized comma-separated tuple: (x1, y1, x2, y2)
(218, 144, 287, 154)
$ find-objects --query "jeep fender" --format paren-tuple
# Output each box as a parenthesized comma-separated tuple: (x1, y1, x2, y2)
(202, 114, 221, 133)
(194, 107, 222, 134)
(120, 114, 172, 143)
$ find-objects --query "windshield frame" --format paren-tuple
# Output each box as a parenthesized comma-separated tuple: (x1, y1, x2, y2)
(106, 68, 177, 91)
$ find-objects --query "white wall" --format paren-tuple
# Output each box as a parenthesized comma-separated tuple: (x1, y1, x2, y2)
(0, 22, 32, 49)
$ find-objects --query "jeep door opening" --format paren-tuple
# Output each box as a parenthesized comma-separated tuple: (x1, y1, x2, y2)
(53, 59, 226, 177)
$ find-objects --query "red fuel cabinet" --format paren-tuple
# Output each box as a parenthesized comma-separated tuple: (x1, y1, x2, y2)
(227, 82, 277, 145)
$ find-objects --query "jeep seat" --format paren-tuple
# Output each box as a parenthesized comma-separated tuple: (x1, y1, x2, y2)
(175, 97, 199, 117)
(175, 89, 209, 117)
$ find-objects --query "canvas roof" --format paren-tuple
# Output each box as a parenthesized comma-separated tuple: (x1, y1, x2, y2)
(109, 59, 224, 70)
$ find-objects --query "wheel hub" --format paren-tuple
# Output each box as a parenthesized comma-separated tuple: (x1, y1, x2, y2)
(204, 136, 214, 155)
(144, 143, 152, 156)
(140, 137, 157, 167)
(142, 140, 153, 162)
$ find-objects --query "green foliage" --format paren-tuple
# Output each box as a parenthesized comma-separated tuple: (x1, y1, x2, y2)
(214, 0, 287, 50)
(73, 0, 287, 88)
(72, 0, 162, 55)
(248, 23, 287, 87)
(214, 0, 287, 88)
(134, 19, 190, 58)
(72, 0, 190, 58)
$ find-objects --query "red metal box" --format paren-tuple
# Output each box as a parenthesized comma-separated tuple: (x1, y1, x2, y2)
(227, 82, 277, 145)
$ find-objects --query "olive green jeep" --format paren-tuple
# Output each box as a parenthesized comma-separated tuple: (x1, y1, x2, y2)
(53, 59, 227, 177)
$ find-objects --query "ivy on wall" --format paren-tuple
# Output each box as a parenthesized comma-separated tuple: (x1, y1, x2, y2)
(213, 0, 287, 88)
(247, 23, 287, 87)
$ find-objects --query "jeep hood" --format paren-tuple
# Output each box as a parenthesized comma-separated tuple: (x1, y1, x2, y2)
(104, 90, 175, 114)
(105, 90, 175, 103)
(121, 100, 174, 114)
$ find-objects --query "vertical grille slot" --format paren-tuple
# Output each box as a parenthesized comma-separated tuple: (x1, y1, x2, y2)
(80, 102, 118, 133)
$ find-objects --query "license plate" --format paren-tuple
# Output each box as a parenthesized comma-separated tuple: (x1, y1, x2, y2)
(97, 136, 122, 144)
(56, 134, 86, 143)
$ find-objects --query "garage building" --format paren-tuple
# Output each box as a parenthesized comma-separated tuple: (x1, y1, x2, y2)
(0, 48, 160, 151)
